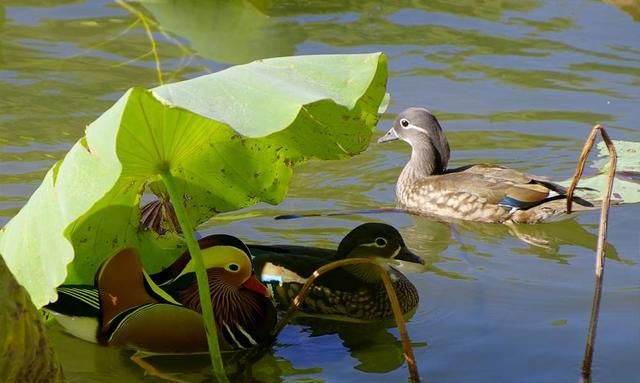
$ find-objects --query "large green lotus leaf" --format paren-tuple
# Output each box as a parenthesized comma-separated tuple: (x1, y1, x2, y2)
(0, 53, 388, 308)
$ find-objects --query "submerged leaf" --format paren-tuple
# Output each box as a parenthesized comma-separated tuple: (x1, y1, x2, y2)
(560, 139, 640, 203)
(593, 139, 640, 173)
(0, 53, 388, 307)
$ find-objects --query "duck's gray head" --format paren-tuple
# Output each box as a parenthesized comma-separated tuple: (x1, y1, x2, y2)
(378, 107, 451, 174)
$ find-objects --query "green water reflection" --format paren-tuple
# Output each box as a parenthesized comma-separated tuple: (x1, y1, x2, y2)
(1, 0, 639, 382)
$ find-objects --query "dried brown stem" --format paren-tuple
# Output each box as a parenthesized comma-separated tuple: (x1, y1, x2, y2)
(271, 258, 421, 383)
(566, 124, 617, 378)
(130, 352, 186, 383)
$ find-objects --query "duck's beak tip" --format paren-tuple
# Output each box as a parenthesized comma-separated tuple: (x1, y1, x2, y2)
(378, 127, 399, 144)
(396, 247, 425, 265)
(243, 274, 270, 297)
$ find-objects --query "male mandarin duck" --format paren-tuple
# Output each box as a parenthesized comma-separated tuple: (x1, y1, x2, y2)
(378, 107, 600, 224)
(44, 234, 276, 353)
(250, 223, 423, 321)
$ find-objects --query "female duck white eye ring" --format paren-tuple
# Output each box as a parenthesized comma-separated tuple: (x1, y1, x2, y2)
(400, 118, 410, 127)
(374, 237, 387, 247)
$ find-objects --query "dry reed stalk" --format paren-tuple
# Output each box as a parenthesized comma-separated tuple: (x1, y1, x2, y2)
(271, 257, 421, 383)
(565, 124, 617, 378)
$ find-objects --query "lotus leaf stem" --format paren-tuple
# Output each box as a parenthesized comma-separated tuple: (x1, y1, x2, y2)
(160, 171, 229, 383)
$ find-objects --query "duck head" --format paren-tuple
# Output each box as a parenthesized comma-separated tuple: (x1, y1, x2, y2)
(152, 234, 271, 322)
(378, 107, 451, 176)
(336, 223, 423, 283)
(153, 235, 267, 295)
(337, 222, 424, 265)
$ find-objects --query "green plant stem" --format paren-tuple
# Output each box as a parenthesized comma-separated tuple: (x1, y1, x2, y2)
(160, 171, 229, 383)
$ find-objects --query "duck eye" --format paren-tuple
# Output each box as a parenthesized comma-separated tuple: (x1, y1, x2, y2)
(226, 263, 240, 272)
(375, 237, 387, 247)
(400, 118, 409, 128)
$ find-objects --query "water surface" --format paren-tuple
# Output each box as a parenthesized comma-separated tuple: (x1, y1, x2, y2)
(1, 1, 639, 382)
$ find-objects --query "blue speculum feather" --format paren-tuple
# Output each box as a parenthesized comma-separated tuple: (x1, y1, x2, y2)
(498, 196, 543, 210)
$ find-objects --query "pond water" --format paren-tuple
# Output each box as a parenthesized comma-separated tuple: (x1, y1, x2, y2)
(2, 0, 639, 382)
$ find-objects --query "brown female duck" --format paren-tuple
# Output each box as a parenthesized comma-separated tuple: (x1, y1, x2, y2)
(378, 107, 597, 223)
(251, 223, 423, 321)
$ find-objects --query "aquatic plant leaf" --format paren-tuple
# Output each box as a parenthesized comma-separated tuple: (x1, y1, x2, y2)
(0, 257, 63, 382)
(0, 53, 388, 308)
(560, 140, 640, 203)
(592, 140, 640, 173)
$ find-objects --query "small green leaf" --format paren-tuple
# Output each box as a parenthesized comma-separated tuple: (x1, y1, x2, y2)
(593, 140, 640, 173)
(560, 139, 640, 204)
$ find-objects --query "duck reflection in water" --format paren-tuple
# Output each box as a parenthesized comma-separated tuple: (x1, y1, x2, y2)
(401, 213, 621, 274)
(316, 213, 623, 270)
(284, 318, 425, 374)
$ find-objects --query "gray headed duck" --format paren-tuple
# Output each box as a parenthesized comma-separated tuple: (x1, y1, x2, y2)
(379, 107, 597, 224)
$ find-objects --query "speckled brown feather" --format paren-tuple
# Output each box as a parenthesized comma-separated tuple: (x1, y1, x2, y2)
(253, 223, 421, 321)
(269, 267, 418, 320)
(397, 164, 599, 223)
(383, 108, 601, 224)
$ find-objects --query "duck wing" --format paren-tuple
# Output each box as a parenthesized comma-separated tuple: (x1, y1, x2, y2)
(96, 248, 211, 352)
(45, 285, 100, 318)
(96, 248, 160, 328)
(43, 285, 102, 343)
(443, 164, 589, 209)
(402, 164, 594, 223)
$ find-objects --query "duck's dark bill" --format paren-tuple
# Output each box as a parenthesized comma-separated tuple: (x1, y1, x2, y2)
(396, 247, 425, 265)
(378, 128, 399, 143)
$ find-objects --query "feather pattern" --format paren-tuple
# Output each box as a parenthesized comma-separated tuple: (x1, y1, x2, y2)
(44, 236, 276, 353)
(174, 268, 275, 347)
(252, 223, 422, 321)
(380, 108, 603, 223)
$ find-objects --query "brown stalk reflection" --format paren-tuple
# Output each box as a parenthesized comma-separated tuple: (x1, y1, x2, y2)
(605, 0, 640, 21)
